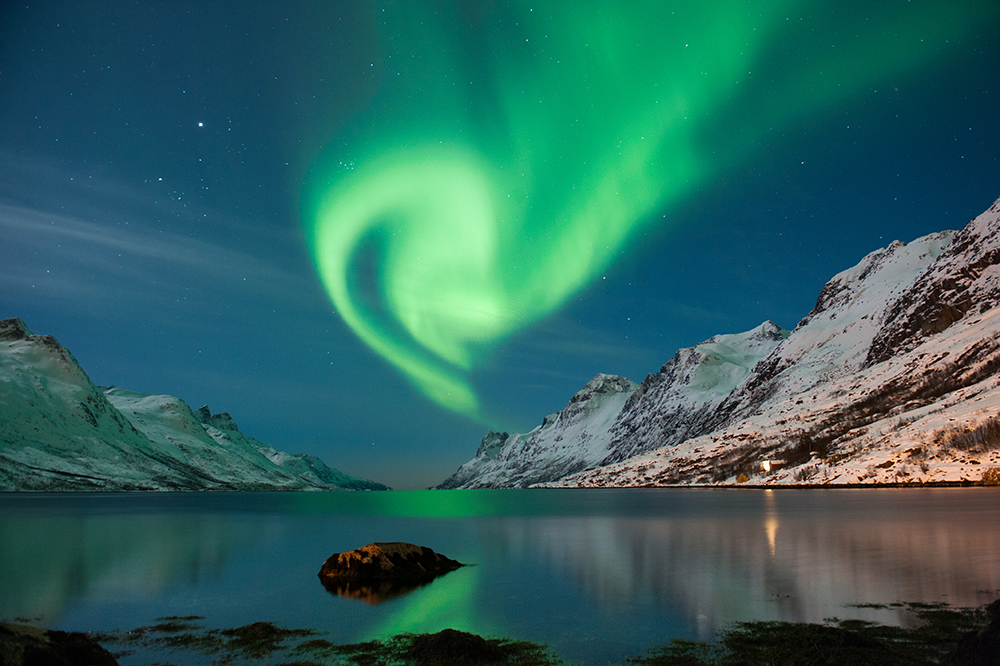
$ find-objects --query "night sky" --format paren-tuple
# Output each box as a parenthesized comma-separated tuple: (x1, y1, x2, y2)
(2, 1, 998, 490)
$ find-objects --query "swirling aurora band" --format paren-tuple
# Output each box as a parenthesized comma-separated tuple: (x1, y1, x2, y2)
(304, 0, 984, 420)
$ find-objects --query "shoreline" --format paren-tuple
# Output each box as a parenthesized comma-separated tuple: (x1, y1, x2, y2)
(3, 478, 1000, 494)
(4, 597, 997, 666)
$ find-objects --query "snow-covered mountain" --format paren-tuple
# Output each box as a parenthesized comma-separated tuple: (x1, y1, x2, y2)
(441, 196, 1000, 488)
(439, 322, 788, 488)
(0, 318, 389, 491)
(438, 373, 640, 488)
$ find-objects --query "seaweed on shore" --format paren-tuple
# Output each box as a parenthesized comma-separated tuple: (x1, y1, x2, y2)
(93, 615, 318, 663)
(220, 621, 317, 659)
(627, 601, 995, 666)
(92, 620, 558, 665)
(80, 598, 999, 665)
(328, 628, 561, 665)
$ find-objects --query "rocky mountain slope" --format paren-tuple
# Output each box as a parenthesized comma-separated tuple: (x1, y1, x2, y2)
(439, 321, 789, 488)
(438, 373, 640, 488)
(0, 318, 389, 491)
(441, 196, 1000, 488)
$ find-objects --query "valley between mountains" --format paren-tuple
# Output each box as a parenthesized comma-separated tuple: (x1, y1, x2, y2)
(4, 197, 1000, 491)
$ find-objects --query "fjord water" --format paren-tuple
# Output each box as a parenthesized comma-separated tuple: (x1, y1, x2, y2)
(2, 488, 999, 664)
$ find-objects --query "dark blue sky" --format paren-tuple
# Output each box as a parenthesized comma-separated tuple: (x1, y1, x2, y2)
(1, 1, 998, 489)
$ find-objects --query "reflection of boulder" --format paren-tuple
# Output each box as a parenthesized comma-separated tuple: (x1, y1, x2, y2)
(0, 623, 119, 665)
(319, 577, 433, 604)
(318, 542, 464, 604)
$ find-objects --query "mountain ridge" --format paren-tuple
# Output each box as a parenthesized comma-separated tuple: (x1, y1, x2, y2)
(440, 196, 1000, 489)
(0, 318, 389, 491)
(439, 320, 789, 488)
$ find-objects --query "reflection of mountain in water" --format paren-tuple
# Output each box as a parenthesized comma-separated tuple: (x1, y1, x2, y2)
(480, 490, 1000, 637)
(0, 511, 242, 621)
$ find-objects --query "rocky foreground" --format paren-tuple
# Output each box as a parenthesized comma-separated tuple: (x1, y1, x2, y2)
(4, 598, 996, 665)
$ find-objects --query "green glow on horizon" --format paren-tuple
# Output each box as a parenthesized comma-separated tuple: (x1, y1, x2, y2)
(305, 0, 983, 419)
(290, 489, 555, 518)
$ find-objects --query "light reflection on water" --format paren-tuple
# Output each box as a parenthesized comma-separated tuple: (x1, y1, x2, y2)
(1, 488, 999, 664)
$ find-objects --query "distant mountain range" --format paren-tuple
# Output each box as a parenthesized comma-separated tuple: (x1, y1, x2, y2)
(440, 196, 1000, 488)
(0, 318, 389, 491)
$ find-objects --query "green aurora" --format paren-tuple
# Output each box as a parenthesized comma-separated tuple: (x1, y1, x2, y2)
(369, 567, 489, 640)
(304, 0, 986, 420)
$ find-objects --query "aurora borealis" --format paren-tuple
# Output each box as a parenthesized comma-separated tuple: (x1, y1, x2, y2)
(305, 1, 995, 419)
(1, 1, 999, 488)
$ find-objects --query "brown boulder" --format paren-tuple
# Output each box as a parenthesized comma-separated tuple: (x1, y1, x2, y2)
(319, 542, 464, 580)
(318, 542, 465, 604)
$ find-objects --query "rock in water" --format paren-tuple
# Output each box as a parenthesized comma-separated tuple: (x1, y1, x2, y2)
(951, 598, 1000, 666)
(0, 623, 119, 665)
(318, 542, 464, 603)
(319, 542, 464, 580)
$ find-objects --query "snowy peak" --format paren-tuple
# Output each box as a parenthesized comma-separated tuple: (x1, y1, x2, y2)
(682, 321, 789, 398)
(725, 198, 1000, 418)
(623, 323, 788, 419)
(438, 322, 786, 488)
(551, 196, 1000, 488)
(603, 321, 789, 465)
(748, 320, 788, 343)
(866, 199, 1000, 365)
(0, 318, 30, 341)
(0, 321, 149, 467)
(579, 373, 637, 396)
(443, 196, 1000, 489)
(0, 317, 92, 392)
(558, 373, 637, 427)
(436, 374, 639, 489)
(720, 229, 959, 417)
(194, 405, 240, 432)
(475, 430, 512, 461)
(0, 318, 389, 492)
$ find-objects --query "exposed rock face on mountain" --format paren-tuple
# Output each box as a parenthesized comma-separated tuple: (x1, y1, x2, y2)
(443, 196, 1000, 488)
(437, 374, 639, 488)
(438, 323, 787, 489)
(0, 318, 389, 491)
(603, 321, 789, 466)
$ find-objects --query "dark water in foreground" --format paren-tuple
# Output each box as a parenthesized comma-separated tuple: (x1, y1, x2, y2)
(1, 488, 999, 664)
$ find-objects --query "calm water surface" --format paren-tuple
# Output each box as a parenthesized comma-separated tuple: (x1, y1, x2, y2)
(2, 488, 999, 664)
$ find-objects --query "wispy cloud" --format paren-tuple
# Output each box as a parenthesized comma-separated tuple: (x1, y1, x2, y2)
(0, 160, 327, 330)
(1, 203, 308, 289)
